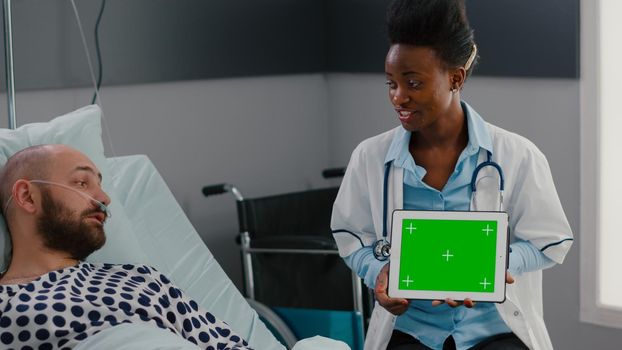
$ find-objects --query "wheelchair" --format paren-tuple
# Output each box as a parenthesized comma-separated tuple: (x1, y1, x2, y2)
(202, 168, 371, 350)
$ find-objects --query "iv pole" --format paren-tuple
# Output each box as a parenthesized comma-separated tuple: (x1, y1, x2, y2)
(3, 0, 16, 130)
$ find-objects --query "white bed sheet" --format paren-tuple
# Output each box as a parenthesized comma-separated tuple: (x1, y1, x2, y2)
(101, 154, 285, 350)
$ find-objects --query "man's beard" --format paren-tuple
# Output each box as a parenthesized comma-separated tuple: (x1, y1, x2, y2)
(36, 188, 106, 261)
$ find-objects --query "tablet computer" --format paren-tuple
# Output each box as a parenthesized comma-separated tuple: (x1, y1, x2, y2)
(388, 210, 509, 302)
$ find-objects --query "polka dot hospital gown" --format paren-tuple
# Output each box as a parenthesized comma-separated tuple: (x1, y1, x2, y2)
(0, 263, 252, 350)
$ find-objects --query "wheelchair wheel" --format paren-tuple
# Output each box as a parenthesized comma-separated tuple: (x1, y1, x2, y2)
(246, 298, 298, 349)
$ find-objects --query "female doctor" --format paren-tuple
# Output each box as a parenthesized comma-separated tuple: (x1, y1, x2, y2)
(330, 0, 573, 349)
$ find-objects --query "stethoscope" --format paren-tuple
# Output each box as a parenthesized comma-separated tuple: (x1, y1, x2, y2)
(373, 150, 504, 261)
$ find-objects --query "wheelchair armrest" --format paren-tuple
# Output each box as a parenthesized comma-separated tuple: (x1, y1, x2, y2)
(248, 235, 338, 250)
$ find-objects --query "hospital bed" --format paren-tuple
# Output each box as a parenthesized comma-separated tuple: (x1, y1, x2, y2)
(0, 105, 351, 349)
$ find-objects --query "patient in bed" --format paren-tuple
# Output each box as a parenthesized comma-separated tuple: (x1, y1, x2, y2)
(0, 145, 251, 350)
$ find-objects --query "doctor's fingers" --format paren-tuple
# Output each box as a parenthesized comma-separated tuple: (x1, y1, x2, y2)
(461, 298, 476, 308)
(506, 271, 515, 284)
(374, 286, 408, 314)
(386, 302, 409, 315)
(378, 296, 409, 315)
(373, 264, 408, 314)
(375, 288, 407, 307)
(375, 263, 390, 288)
(373, 265, 391, 299)
(432, 298, 476, 308)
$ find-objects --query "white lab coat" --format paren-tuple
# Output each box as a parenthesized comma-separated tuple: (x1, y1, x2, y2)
(331, 118, 573, 350)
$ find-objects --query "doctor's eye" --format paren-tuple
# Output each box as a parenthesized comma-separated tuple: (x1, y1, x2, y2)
(385, 80, 397, 89)
(407, 80, 422, 89)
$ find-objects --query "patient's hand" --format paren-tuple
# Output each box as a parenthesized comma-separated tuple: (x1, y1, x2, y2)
(431, 271, 515, 308)
(375, 263, 409, 315)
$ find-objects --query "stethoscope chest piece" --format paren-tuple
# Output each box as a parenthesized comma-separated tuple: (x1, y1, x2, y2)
(373, 239, 391, 261)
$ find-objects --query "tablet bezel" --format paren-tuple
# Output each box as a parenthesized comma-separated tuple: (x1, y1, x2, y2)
(388, 210, 509, 302)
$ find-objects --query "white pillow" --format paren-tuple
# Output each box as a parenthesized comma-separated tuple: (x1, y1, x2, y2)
(0, 105, 148, 271)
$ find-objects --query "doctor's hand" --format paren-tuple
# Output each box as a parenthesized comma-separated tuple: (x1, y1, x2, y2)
(375, 263, 409, 315)
(506, 271, 515, 284)
(432, 297, 476, 308)
(431, 271, 515, 308)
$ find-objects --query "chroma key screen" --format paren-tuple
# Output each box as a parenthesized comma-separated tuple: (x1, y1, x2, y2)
(398, 219, 498, 293)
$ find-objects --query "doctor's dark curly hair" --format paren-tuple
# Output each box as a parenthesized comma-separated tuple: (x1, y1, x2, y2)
(386, 0, 479, 77)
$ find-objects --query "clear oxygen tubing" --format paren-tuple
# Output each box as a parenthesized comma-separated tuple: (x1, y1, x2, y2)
(3, 180, 111, 220)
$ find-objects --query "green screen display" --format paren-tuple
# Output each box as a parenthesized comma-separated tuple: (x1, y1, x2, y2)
(398, 219, 497, 293)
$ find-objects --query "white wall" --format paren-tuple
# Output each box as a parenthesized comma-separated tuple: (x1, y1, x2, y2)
(1, 74, 332, 289)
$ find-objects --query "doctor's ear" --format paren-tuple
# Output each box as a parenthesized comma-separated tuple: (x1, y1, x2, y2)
(12, 179, 39, 214)
(449, 67, 466, 92)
